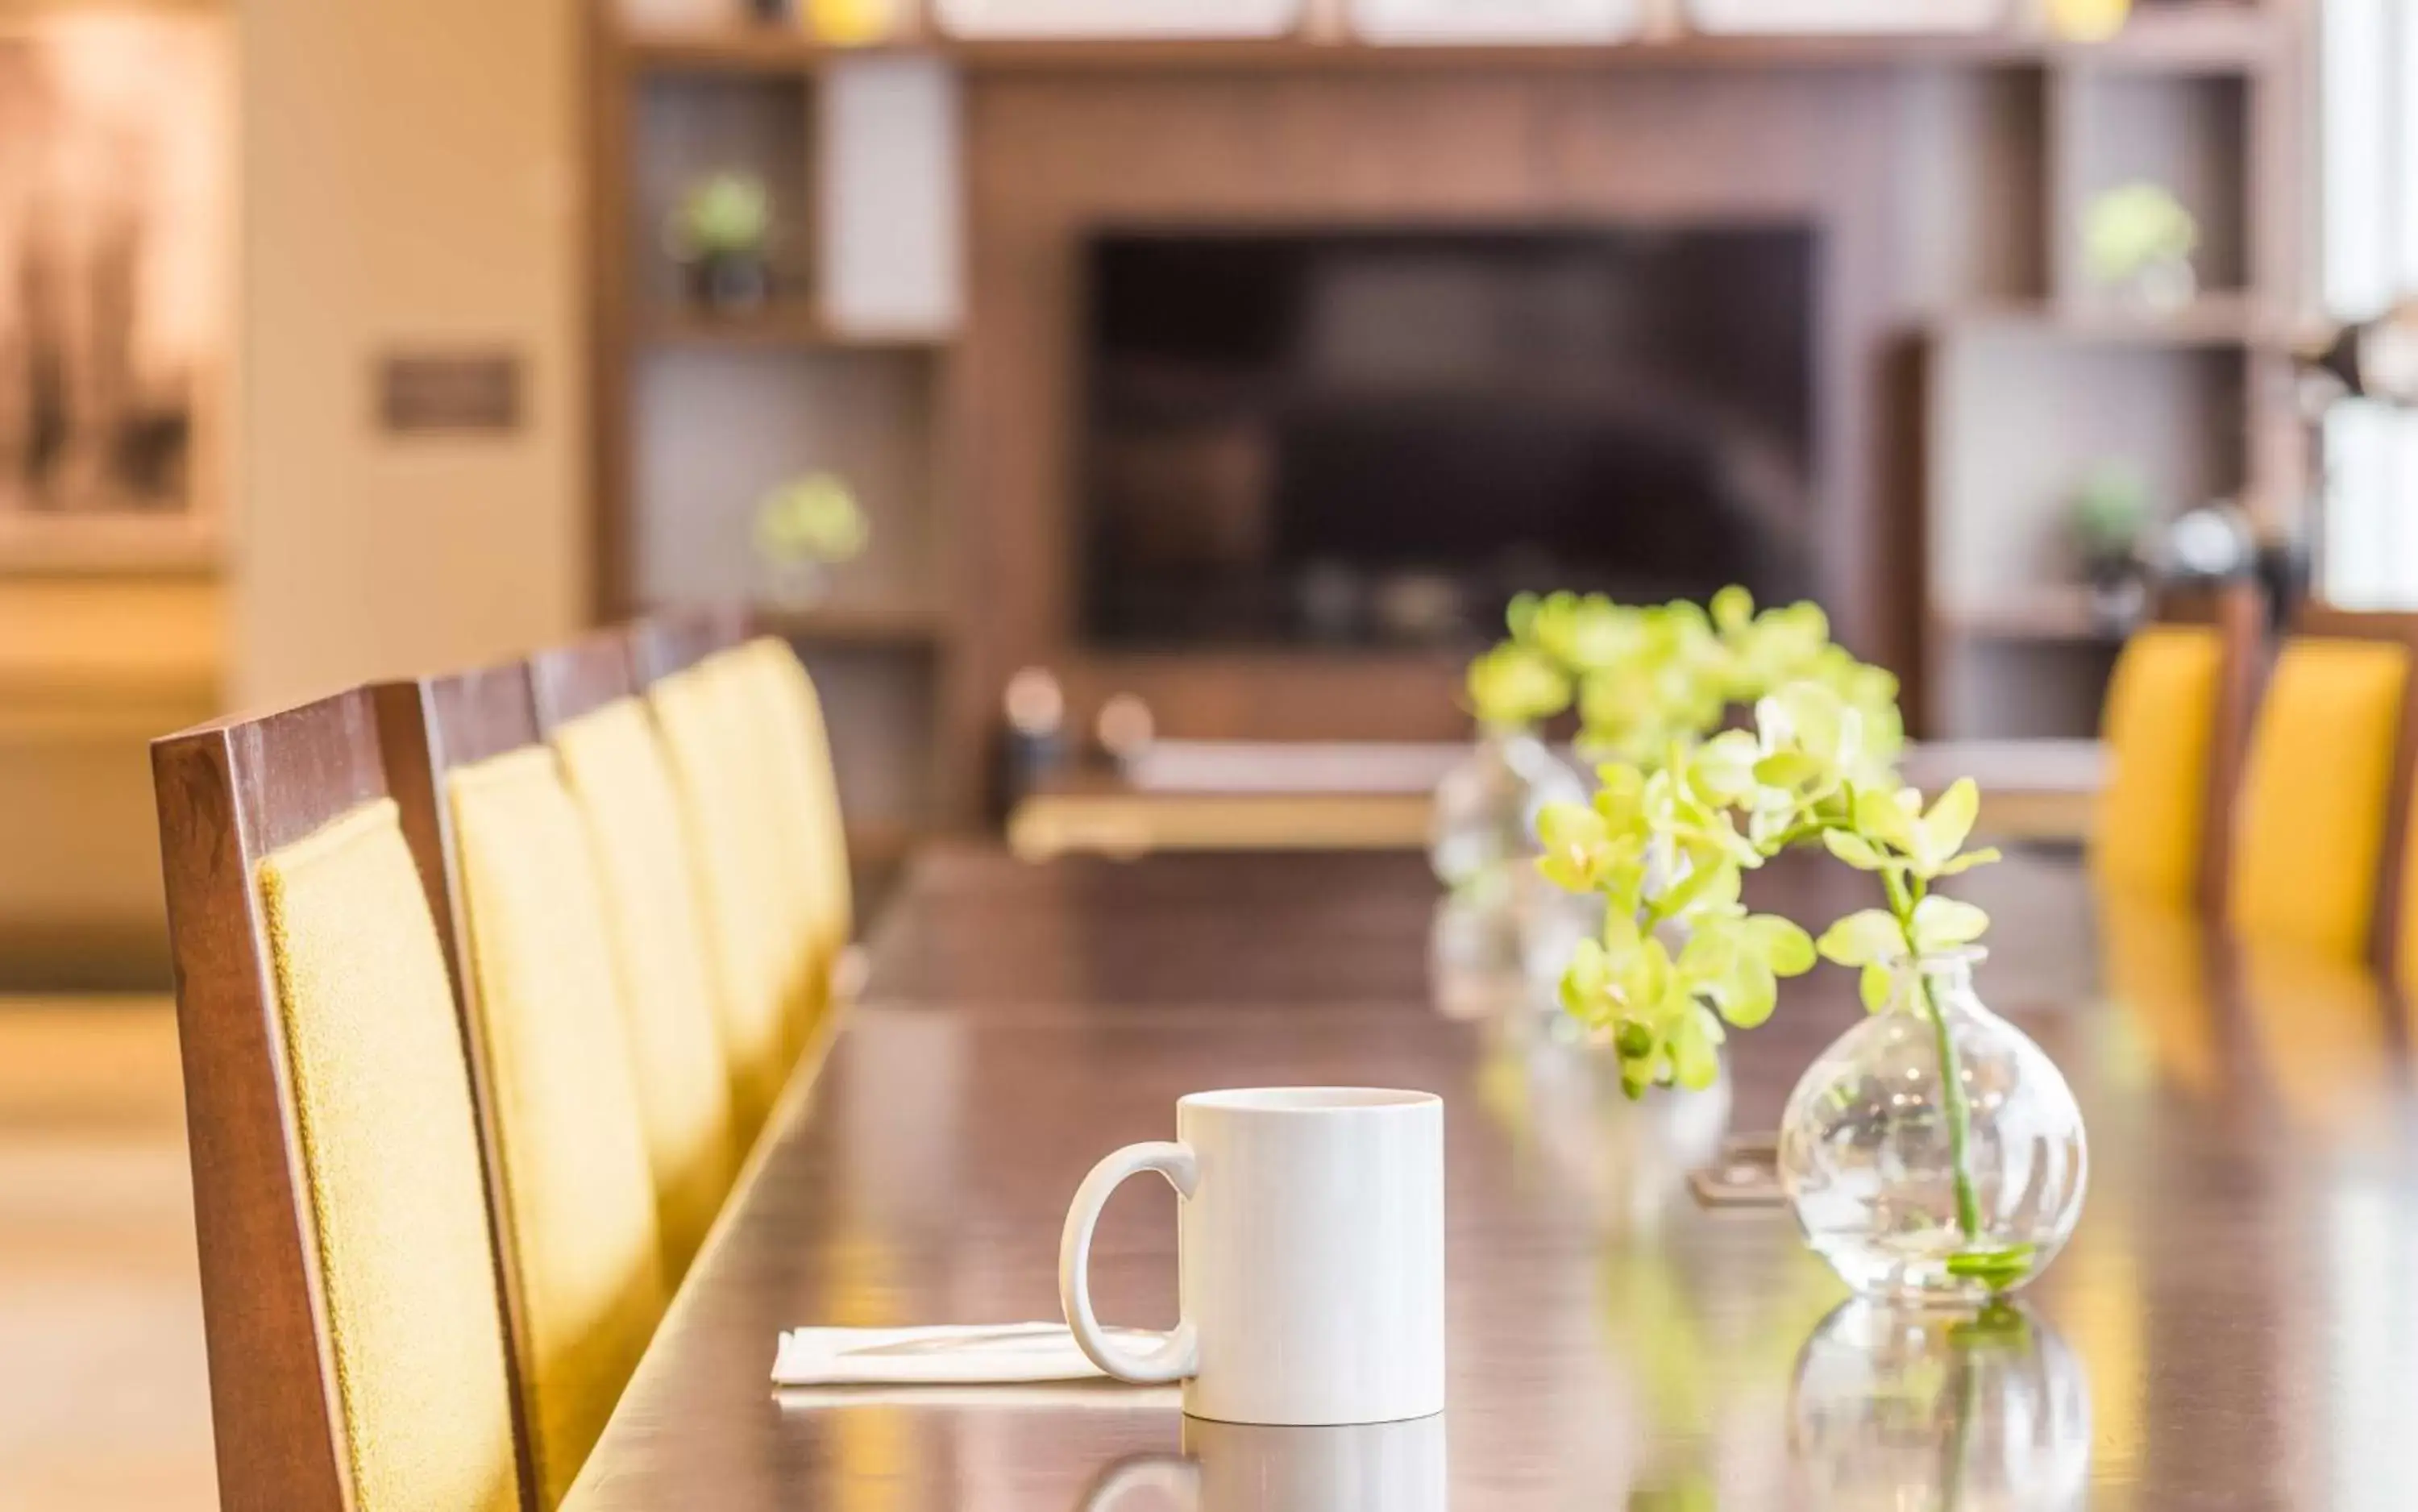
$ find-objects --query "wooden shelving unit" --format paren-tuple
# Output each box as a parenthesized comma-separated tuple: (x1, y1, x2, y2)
(590, 0, 2307, 830)
(1934, 587, 2130, 643)
(1917, 17, 2300, 740)
(1938, 292, 2284, 348)
(642, 305, 951, 351)
(617, 6, 2288, 77)
(749, 598, 951, 646)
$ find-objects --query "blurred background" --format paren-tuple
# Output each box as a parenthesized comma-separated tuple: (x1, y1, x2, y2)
(0, 0, 2410, 1503)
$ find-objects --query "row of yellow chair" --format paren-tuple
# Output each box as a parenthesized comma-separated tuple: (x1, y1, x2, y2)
(152, 613, 850, 1512)
(2096, 595, 2418, 981)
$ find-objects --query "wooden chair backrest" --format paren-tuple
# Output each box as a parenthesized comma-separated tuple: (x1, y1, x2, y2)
(152, 687, 534, 1512)
(628, 604, 749, 688)
(373, 661, 671, 1506)
(366, 663, 547, 1414)
(529, 629, 641, 735)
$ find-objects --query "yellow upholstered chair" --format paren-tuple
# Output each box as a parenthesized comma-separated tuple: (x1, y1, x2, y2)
(725, 637, 854, 1041)
(2092, 584, 2263, 912)
(2227, 614, 2416, 966)
(153, 690, 529, 1512)
(442, 741, 671, 1508)
(646, 650, 796, 1132)
(547, 692, 740, 1280)
(2094, 627, 2224, 903)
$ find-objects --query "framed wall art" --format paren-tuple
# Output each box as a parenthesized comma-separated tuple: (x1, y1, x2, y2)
(0, 9, 229, 571)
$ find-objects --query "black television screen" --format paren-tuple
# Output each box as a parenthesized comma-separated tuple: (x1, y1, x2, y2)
(1080, 226, 1820, 650)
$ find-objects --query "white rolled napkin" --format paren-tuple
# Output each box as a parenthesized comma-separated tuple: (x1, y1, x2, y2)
(772, 1322, 1162, 1387)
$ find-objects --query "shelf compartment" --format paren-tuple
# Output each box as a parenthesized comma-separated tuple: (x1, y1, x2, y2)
(751, 599, 951, 646)
(642, 304, 951, 351)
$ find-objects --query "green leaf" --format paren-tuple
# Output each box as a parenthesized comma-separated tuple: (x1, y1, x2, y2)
(1944, 1244, 2038, 1291)
(1817, 909, 1906, 968)
(1593, 763, 1649, 830)
(1743, 914, 1818, 976)
(1466, 644, 1571, 729)
(1712, 955, 1780, 1029)
(1822, 829, 1887, 871)
(1937, 846, 2003, 877)
(1913, 778, 1981, 874)
(1910, 895, 1990, 952)
(1753, 751, 1826, 791)
(1560, 937, 1610, 1019)
(1654, 849, 1734, 920)
(1669, 1009, 1722, 1090)
(1711, 584, 1755, 635)
(1505, 591, 1542, 644)
(1859, 961, 1895, 1011)
(1853, 787, 1921, 852)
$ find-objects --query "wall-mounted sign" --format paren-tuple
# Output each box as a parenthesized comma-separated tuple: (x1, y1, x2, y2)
(377, 351, 524, 437)
(1351, 0, 1642, 44)
(934, 0, 1303, 39)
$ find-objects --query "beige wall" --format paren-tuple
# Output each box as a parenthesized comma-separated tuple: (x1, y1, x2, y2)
(0, 578, 219, 985)
(236, 0, 589, 708)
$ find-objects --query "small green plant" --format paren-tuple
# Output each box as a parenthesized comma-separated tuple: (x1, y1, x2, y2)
(1536, 675, 2005, 1258)
(2067, 463, 2152, 577)
(754, 473, 870, 567)
(671, 172, 774, 261)
(2083, 181, 2199, 289)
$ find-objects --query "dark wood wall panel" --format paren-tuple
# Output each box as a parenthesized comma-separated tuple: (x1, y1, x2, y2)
(956, 68, 1926, 746)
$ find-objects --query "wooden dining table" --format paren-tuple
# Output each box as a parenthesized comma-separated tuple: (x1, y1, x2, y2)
(564, 845, 2418, 1511)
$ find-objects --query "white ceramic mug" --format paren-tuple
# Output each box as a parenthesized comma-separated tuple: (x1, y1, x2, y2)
(1057, 1087, 1446, 1426)
(1082, 1416, 1450, 1512)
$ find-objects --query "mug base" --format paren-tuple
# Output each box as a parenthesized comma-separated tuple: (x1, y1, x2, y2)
(1178, 1402, 1445, 1428)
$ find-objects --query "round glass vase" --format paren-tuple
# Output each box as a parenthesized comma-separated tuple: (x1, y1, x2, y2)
(1427, 726, 1582, 891)
(1778, 950, 2088, 1306)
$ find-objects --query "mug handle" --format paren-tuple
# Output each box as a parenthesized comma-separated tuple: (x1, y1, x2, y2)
(1080, 1455, 1199, 1512)
(1059, 1140, 1200, 1384)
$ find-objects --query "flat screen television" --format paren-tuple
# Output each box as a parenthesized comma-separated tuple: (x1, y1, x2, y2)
(1080, 226, 1820, 650)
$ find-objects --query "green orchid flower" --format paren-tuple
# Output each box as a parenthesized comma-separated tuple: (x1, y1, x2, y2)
(1467, 643, 1573, 731)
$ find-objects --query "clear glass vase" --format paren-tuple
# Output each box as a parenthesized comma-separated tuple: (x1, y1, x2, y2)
(1779, 950, 2088, 1305)
(1427, 728, 1583, 891)
(1789, 1300, 2091, 1509)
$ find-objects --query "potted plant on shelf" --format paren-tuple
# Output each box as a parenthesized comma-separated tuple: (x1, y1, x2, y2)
(1531, 592, 2088, 1305)
(2084, 181, 2200, 314)
(753, 472, 870, 608)
(2067, 462, 2154, 629)
(669, 171, 776, 314)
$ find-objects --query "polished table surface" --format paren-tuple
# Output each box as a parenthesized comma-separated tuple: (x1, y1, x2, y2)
(566, 846, 2418, 1511)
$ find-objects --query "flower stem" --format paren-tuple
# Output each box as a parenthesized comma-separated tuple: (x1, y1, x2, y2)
(1913, 967, 1984, 1242)
(1895, 881, 1983, 1244)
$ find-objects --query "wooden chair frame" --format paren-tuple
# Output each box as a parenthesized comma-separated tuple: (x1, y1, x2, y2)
(2154, 580, 2269, 915)
(627, 604, 750, 689)
(530, 628, 643, 736)
(367, 662, 562, 1485)
(152, 688, 536, 1512)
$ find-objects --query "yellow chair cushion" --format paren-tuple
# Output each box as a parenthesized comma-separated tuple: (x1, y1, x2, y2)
(551, 697, 740, 1281)
(725, 638, 852, 1041)
(2092, 625, 2222, 904)
(447, 748, 668, 1509)
(703, 649, 824, 1056)
(259, 800, 520, 1512)
(649, 661, 793, 1133)
(2229, 637, 2410, 962)
(750, 638, 854, 954)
